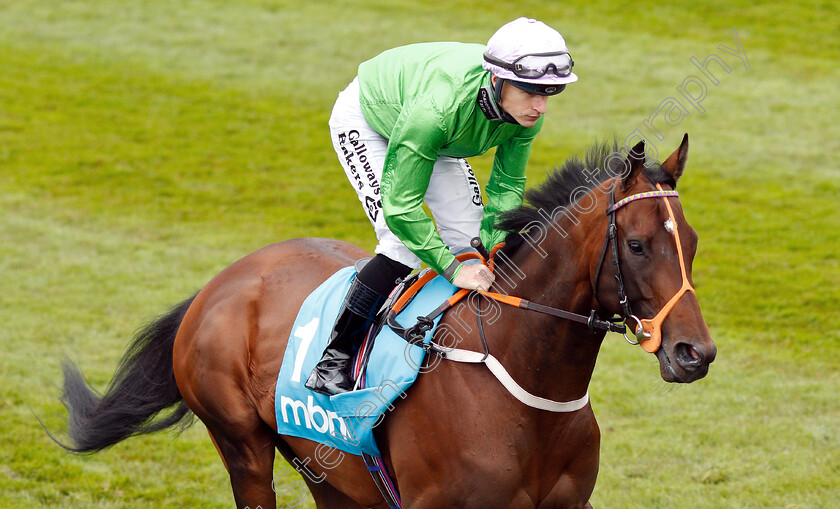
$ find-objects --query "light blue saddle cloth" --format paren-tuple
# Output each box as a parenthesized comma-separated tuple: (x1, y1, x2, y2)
(274, 266, 457, 456)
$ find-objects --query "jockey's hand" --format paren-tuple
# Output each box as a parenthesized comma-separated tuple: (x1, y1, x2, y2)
(452, 263, 495, 291)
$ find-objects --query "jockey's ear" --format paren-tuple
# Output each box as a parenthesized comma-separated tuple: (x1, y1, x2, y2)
(661, 133, 689, 183)
(621, 140, 646, 190)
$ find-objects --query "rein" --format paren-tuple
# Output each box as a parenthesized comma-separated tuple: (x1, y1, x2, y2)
(387, 248, 626, 341)
(385, 249, 613, 413)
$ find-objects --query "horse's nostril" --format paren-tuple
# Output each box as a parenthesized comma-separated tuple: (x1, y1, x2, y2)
(675, 342, 704, 367)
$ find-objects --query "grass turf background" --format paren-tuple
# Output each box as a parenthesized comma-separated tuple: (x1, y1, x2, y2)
(1, 0, 838, 507)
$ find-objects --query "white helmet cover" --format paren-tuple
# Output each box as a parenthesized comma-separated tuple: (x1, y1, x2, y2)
(483, 17, 578, 86)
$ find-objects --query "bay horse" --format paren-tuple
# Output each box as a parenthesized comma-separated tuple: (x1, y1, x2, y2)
(57, 136, 715, 508)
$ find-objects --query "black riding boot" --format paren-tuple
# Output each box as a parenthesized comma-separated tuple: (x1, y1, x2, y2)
(305, 255, 412, 396)
(305, 277, 388, 395)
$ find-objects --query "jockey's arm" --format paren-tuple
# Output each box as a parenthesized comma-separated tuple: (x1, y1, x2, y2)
(380, 99, 463, 280)
(479, 122, 541, 250)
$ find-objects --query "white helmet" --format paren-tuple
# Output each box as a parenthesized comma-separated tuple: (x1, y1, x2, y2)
(483, 17, 577, 95)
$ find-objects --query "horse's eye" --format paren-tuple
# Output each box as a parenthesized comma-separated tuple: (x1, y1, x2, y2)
(627, 240, 645, 256)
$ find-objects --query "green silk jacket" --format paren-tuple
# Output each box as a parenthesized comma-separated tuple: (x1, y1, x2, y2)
(357, 42, 542, 275)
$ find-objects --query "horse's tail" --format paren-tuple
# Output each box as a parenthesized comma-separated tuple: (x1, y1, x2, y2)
(58, 294, 197, 453)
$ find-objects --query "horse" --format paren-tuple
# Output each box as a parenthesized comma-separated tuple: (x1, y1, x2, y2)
(57, 135, 715, 508)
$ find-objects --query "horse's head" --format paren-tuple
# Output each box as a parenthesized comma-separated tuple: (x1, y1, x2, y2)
(598, 134, 716, 383)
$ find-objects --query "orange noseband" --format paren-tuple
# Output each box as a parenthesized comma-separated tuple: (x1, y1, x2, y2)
(634, 184, 696, 352)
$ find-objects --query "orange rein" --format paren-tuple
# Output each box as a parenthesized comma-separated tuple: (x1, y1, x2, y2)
(391, 244, 526, 313)
(389, 248, 512, 318)
(389, 241, 626, 345)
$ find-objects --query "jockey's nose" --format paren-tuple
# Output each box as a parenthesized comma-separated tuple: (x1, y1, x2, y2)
(533, 95, 548, 114)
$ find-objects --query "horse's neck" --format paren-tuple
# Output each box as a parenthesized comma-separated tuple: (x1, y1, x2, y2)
(488, 212, 606, 403)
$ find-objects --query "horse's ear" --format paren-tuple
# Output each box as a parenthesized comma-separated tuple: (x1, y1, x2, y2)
(621, 140, 646, 189)
(661, 133, 689, 182)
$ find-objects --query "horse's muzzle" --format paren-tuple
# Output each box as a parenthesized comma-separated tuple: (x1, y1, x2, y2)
(657, 340, 716, 383)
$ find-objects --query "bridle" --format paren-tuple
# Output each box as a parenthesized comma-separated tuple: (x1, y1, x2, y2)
(382, 181, 697, 416)
(389, 183, 697, 356)
(593, 182, 697, 353)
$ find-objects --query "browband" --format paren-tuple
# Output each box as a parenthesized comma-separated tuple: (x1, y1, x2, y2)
(607, 190, 679, 213)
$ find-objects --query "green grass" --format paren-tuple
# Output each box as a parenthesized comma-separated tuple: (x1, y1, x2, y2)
(1, 0, 838, 507)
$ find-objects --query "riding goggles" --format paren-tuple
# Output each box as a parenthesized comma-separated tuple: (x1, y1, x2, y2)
(483, 51, 575, 79)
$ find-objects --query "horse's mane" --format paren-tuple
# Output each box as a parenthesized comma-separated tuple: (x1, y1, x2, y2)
(495, 139, 676, 257)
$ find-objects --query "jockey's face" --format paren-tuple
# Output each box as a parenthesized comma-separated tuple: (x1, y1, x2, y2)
(493, 75, 551, 128)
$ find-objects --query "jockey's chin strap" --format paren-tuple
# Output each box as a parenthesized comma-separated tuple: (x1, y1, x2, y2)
(597, 183, 696, 353)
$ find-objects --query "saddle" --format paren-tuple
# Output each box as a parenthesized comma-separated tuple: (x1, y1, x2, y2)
(350, 261, 436, 388)
(274, 263, 457, 457)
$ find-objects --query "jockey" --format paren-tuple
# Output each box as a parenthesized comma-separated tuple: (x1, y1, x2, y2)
(306, 17, 578, 395)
